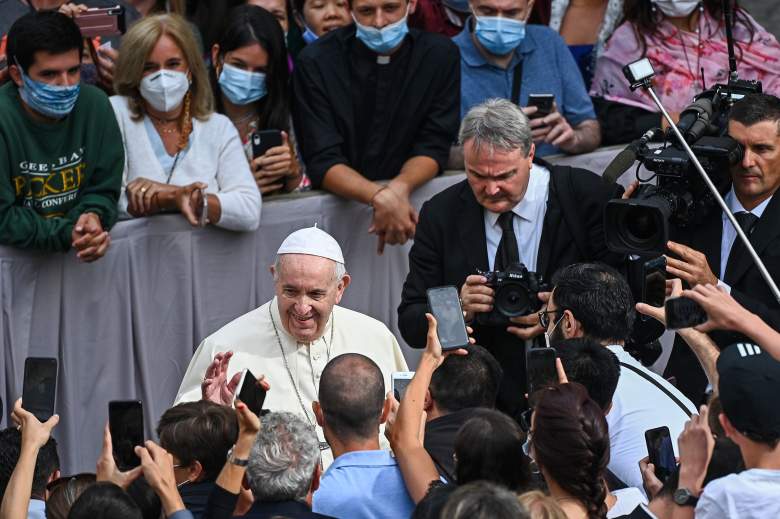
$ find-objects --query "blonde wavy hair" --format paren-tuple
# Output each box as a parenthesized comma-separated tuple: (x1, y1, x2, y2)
(114, 13, 213, 121)
(518, 491, 568, 519)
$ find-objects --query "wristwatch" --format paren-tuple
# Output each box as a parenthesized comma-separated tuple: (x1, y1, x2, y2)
(673, 488, 699, 507)
(226, 446, 249, 467)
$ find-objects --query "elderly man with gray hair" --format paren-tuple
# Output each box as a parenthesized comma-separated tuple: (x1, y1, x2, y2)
(398, 98, 624, 419)
(175, 226, 408, 469)
(239, 411, 331, 518)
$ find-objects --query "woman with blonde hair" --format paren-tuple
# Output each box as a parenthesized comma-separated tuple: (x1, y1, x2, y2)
(111, 13, 261, 231)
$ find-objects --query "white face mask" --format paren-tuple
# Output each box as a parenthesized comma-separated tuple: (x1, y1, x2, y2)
(139, 69, 190, 113)
(652, 0, 699, 18)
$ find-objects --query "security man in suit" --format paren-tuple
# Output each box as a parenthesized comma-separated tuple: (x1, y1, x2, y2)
(664, 93, 780, 401)
(398, 98, 624, 419)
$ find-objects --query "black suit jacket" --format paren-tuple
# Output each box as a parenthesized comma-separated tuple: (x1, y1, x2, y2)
(667, 193, 780, 400)
(398, 162, 623, 418)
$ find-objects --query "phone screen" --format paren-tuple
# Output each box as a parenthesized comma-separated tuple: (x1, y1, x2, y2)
(526, 347, 557, 395)
(109, 400, 144, 469)
(236, 369, 267, 416)
(665, 297, 708, 330)
(22, 358, 58, 422)
(427, 286, 470, 351)
(645, 426, 676, 481)
(642, 256, 667, 308)
(392, 373, 414, 401)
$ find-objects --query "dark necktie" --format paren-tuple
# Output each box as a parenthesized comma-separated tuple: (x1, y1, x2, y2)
(734, 211, 759, 235)
(494, 212, 520, 271)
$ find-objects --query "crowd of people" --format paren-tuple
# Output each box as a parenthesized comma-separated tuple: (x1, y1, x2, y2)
(1, 0, 779, 256)
(2, 0, 780, 518)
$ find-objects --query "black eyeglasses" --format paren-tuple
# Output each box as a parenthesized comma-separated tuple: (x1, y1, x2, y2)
(537, 308, 563, 329)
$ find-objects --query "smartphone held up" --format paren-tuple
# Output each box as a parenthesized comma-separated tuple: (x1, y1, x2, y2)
(427, 286, 470, 351)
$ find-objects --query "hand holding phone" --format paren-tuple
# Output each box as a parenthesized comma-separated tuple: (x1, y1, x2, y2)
(645, 426, 676, 481)
(22, 357, 58, 423)
(427, 286, 470, 351)
(251, 130, 284, 159)
(665, 297, 708, 329)
(528, 94, 555, 119)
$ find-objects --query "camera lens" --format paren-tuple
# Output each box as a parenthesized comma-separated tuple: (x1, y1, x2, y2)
(625, 206, 659, 242)
(495, 283, 532, 318)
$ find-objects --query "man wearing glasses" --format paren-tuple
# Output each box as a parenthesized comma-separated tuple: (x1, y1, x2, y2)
(398, 99, 624, 421)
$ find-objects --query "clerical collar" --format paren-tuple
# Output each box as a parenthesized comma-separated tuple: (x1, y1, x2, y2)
(269, 296, 334, 346)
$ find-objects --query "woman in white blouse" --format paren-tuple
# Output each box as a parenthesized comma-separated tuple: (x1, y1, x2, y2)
(111, 13, 261, 231)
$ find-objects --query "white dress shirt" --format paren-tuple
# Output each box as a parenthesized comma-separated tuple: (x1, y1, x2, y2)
(484, 164, 550, 271)
(720, 189, 772, 280)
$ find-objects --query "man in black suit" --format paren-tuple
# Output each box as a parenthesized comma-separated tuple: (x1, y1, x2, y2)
(398, 98, 624, 419)
(664, 93, 780, 401)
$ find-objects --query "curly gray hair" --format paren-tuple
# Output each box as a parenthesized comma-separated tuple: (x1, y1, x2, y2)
(246, 412, 320, 502)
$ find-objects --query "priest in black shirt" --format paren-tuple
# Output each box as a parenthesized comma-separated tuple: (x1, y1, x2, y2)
(291, 0, 460, 254)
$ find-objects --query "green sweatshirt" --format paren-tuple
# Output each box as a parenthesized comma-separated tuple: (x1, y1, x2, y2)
(0, 81, 124, 252)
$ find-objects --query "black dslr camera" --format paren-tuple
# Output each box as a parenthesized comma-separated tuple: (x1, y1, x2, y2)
(476, 263, 547, 327)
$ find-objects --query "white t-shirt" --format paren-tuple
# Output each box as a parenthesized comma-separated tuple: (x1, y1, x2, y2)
(606, 346, 697, 494)
(696, 469, 780, 519)
(608, 487, 648, 518)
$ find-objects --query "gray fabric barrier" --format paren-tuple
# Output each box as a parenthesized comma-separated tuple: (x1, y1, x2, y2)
(1, 146, 624, 473)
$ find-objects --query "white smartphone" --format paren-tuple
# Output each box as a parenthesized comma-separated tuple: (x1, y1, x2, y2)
(391, 371, 415, 401)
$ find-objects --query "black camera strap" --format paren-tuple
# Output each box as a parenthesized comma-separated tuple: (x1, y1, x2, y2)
(511, 61, 523, 106)
(619, 361, 693, 418)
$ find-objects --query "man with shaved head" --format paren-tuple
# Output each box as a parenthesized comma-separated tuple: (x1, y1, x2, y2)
(312, 353, 414, 519)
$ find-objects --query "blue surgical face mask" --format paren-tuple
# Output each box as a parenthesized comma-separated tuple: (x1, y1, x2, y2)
(303, 25, 319, 44)
(473, 15, 526, 55)
(218, 63, 268, 105)
(16, 61, 80, 119)
(353, 6, 410, 55)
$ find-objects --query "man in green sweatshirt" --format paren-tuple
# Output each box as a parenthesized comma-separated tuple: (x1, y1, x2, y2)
(0, 10, 123, 260)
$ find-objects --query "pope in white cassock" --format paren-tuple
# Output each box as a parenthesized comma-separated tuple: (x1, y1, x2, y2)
(174, 226, 409, 465)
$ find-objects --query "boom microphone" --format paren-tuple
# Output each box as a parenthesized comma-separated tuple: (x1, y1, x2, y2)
(602, 128, 661, 184)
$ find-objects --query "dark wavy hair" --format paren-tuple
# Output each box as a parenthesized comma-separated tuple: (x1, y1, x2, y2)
(622, 0, 755, 58)
(454, 409, 532, 492)
(532, 383, 610, 519)
(211, 4, 291, 133)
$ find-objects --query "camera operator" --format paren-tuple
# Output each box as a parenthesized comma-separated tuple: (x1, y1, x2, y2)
(664, 92, 780, 402)
(398, 98, 624, 420)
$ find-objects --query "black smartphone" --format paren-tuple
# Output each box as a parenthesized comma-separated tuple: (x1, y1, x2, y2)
(23, 358, 58, 423)
(642, 256, 667, 308)
(665, 297, 708, 330)
(74, 6, 126, 37)
(109, 400, 144, 470)
(528, 94, 555, 119)
(645, 426, 676, 481)
(235, 369, 267, 416)
(427, 286, 470, 351)
(251, 129, 283, 159)
(526, 347, 557, 395)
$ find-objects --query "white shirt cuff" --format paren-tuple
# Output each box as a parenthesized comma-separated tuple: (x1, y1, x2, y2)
(717, 279, 731, 294)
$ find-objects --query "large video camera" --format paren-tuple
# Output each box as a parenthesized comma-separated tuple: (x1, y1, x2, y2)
(604, 73, 760, 255)
(475, 263, 547, 327)
(603, 0, 763, 257)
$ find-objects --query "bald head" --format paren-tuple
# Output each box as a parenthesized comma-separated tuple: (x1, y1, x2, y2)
(318, 354, 385, 441)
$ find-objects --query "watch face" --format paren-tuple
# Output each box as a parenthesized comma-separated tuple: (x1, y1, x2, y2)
(674, 488, 696, 506)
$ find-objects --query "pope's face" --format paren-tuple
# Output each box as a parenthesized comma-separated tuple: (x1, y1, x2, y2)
(273, 254, 349, 343)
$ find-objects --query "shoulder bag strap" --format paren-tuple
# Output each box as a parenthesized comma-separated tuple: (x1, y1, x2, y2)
(619, 361, 693, 418)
